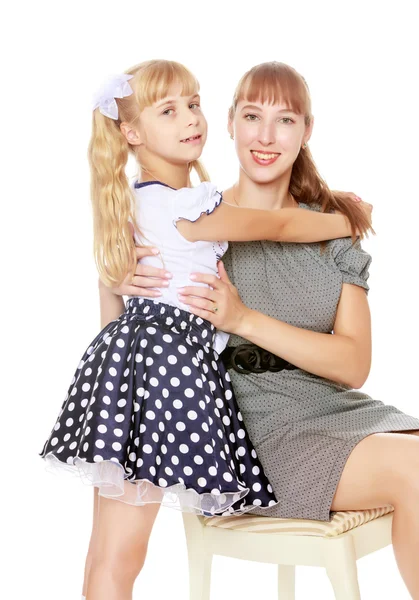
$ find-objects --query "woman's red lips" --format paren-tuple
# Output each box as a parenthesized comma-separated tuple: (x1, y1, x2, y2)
(251, 150, 280, 165)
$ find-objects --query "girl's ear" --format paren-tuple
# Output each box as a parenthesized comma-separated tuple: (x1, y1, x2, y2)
(120, 122, 142, 146)
(227, 117, 234, 140)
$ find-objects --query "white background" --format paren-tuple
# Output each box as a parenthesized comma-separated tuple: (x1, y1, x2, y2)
(2, 0, 419, 598)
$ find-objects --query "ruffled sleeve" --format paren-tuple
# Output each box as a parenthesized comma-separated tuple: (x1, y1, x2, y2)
(171, 182, 222, 225)
(332, 237, 372, 293)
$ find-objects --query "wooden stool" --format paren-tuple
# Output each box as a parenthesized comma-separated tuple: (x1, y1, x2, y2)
(182, 505, 394, 599)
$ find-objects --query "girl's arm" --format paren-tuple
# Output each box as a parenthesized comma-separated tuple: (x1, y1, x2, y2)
(177, 201, 370, 243)
(99, 278, 125, 328)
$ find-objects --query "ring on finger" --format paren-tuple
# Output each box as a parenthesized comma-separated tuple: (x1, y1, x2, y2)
(212, 304, 219, 313)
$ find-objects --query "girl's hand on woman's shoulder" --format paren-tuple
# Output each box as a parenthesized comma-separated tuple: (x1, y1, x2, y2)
(177, 261, 251, 333)
(110, 246, 172, 297)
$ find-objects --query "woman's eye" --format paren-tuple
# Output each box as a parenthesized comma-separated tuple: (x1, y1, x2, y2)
(162, 108, 175, 115)
(190, 103, 200, 110)
(244, 113, 259, 121)
(279, 117, 294, 124)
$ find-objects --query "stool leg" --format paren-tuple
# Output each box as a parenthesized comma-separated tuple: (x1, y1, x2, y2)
(325, 536, 361, 600)
(183, 514, 213, 600)
(277, 564, 296, 599)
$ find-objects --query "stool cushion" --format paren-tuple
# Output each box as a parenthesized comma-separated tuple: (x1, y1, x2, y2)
(201, 505, 394, 538)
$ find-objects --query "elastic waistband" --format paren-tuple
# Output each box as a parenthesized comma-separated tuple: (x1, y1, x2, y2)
(125, 297, 216, 347)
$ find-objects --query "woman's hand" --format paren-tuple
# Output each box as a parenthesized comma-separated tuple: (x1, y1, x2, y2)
(177, 261, 251, 333)
(111, 246, 172, 297)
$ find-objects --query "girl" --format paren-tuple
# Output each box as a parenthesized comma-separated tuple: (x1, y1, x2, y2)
(40, 60, 371, 600)
(127, 61, 419, 598)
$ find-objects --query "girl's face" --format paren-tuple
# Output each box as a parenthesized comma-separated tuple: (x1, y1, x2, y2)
(229, 100, 312, 184)
(137, 84, 207, 166)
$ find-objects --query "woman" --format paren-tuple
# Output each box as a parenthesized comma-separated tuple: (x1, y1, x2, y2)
(97, 62, 419, 597)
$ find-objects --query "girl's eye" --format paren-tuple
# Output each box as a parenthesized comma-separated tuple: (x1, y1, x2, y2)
(162, 108, 175, 115)
(279, 117, 295, 124)
(190, 103, 200, 110)
(244, 113, 259, 121)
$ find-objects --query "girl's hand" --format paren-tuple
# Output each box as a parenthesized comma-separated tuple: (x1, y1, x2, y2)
(111, 246, 172, 298)
(177, 261, 251, 333)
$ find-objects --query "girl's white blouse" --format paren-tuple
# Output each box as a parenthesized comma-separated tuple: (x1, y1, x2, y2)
(130, 180, 229, 354)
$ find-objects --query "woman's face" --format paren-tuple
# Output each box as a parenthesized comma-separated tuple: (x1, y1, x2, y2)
(229, 100, 312, 184)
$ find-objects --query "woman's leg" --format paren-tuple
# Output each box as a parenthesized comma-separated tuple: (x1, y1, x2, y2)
(330, 431, 419, 599)
(86, 494, 160, 600)
(82, 488, 100, 598)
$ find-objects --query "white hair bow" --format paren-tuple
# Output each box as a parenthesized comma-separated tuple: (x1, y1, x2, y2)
(92, 74, 134, 120)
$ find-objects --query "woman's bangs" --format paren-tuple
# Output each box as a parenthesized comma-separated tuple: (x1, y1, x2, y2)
(235, 64, 310, 116)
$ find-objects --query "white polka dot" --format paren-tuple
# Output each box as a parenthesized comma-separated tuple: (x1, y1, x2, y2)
(50, 437, 58, 447)
(95, 440, 105, 449)
(187, 410, 198, 420)
(252, 466, 260, 475)
(163, 334, 173, 343)
(198, 477, 207, 487)
(105, 381, 114, 391)
(159, 478, 167, 487)
(208, 466, 217, 476)
(165, 411, 172, 420)
(184, 389, 195, 398)
(137, 457, 143, 467)
(146, 411, 155, 420)
(82, 383, 91, 392)
(173, 400, 183, 409)
(153, 345, 163, 354)
(162, 389, 169, 398)
(176, 422, 186, 432)
(168, 433, 175, 443)
(182, 366, 192, 376)
(120, 383, 128, 392)
(179, 444, 189, 453)
(223, 472, 233, 482)
(115, 414, 125, 423)
(113, 428, 123, 437)
(149, 466, 156, 476)
(222, 416, 231, 426)
(143, 444, 153, 454)
(152, 433, 159, 443)
(112, 353, 121, 362)
(93, 455, 103, 462)
(116, 339, 125, 348)
(168, 355, 177, 365)
(183, 466, 193, 476)
(202, 423, 209, 433)
(81, 399, 88, 408)
(170, 377, 180, 387)
(178, 345, 187, 354)
(117, 399, 127, 408)
(135, 353, 143, 363)
(134, 402, 140, 412)
(237, 447, 246, 457)
(98, 424, 107, 434)
(204, 444, 213, 454)
(171, 456, 179, 465)
(159, 366, 167, 376)
(190, 433, 200, 442)
(112, 442, 122, 451)
(149, 377, 159, 387)
(85, 368, 92, 376)
(100, 410, 109, 419)
(109, 367, 117, 377)
(146, 357, 154, 366)
(66, 418, 74, 427)
(165, 467, 173, 476)
(194, 456, 203, 465)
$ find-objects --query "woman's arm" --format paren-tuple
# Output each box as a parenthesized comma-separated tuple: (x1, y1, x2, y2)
(235, 283, 371, 388)
(178, 263, 371, 389)
(176, 201, 372, 244)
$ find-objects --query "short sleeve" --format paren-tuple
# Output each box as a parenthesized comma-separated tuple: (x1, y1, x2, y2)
(171, 182, 222, 225)
(332, 237, 372, 293)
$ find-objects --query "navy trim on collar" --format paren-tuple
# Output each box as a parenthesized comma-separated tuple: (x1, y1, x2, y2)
(134, 181, 176, 190)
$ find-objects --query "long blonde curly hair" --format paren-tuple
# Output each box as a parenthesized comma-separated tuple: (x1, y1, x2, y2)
(229, 62, 373, 239)
(88, 59, 209, 287)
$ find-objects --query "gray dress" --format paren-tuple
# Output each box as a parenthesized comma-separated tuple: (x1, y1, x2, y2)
(223, 204, 419, 521)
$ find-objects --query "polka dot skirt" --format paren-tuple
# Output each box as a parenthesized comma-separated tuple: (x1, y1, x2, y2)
(40, 298, 278, 516)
